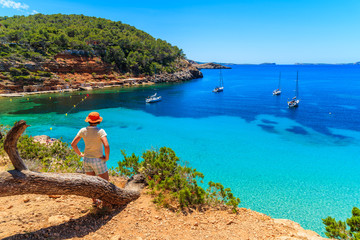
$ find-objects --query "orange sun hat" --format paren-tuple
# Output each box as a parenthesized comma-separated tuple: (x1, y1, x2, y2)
(85, 112, 103, 123)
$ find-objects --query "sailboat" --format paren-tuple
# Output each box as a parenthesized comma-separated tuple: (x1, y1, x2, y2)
(146, 92, 162, 103)
(213, 68, 224, 93)
(272, 72, 282, 95)
(287, 71, 300, 108)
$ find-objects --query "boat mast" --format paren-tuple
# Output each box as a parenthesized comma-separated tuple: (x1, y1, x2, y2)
(296, 71, 299, 98)
(278, 72, 281, 90)
(219, 68, 223, 87)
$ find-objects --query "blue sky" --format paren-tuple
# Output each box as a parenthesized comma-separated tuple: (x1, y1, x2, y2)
(0, 0, 359, 64)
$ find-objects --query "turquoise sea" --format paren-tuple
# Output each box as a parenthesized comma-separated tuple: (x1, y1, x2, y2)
(1, 65, 360, 236)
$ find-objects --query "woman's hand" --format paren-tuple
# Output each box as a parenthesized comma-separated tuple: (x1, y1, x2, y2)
(100, 155, 108, 161)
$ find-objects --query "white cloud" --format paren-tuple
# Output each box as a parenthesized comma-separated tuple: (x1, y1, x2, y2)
(31, 10, 38, 14)
(0, 0, 29, 10)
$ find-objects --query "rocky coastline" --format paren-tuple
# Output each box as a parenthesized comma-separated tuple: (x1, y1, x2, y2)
(0, 55, 203, 97)
(146, 67, 203, 83)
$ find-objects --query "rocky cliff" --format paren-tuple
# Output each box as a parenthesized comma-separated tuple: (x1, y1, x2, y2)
(146, 67, 203, 83)
(0, 55, 203, 94)
(43, 53, 112, 74)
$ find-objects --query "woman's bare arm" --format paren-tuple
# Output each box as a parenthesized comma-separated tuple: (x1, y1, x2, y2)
(100, 136, 110, 161)
(71, 136, 84, 157)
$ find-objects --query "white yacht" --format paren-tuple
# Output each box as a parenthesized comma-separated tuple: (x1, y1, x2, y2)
(213, 68, 224, 93)
(273, 72, 282, 95)
(146, 93, 162, 103)
(288, 72, 300, 108)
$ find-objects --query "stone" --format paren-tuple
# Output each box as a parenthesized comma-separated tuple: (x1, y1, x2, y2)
(111, 236, 122, 240)
(48, 195, 61, 199)
(227, 220, 234, 225)
(48, 215, 70, 225)
(33, 135, 51, 144)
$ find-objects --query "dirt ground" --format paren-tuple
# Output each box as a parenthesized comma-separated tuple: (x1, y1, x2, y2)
(0, 172, 326, 240)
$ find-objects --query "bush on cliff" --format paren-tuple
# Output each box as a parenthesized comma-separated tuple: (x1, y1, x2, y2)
(117, 147, 241, 213)
(323, 207, 360, 239)
(0, 126, 82, 173)
(0, 125, 5, 157)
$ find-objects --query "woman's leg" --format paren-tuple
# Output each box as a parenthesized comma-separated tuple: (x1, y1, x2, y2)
(98, 171, 109, 181)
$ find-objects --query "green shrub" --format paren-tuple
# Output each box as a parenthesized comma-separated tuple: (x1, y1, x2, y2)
(9, 67, 22, 76)
(0, 127, 82, 173)
(0, 125, 6, 157)
(116, 147, 240, 213)
(323, 207, 360, 239)
(20, 68, 31, 75)
(207, 181, 241, 213)
(37, 71, 52, 77)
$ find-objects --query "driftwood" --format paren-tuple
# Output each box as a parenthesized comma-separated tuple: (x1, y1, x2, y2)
(0, 120, 140, 205)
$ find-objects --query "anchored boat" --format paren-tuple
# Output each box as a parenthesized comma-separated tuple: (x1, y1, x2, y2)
(273, 72, 282, 95)
(287, 72, 300, 108)
(146, 93, 162, 103)
(213, 68, 224, 93)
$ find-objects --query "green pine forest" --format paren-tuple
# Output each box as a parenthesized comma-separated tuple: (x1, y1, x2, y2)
(0, 14, 185, 75)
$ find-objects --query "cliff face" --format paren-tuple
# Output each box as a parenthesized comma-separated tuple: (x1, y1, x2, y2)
(0, 55, 203, 93)
(43, 53, 111, 74)
(146, 67, 203, 83)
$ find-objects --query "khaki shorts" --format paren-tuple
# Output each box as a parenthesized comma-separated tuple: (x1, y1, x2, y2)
(83, 157, 108, 175)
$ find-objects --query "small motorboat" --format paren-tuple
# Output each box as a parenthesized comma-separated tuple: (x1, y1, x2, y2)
(146, 93, 162, 103)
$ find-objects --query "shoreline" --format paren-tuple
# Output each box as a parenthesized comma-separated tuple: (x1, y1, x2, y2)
(0, 79, 155, 98)
(0, 67, 202, 98)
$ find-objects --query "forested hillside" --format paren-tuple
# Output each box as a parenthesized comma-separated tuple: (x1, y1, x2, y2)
(0, 14, 185, 75)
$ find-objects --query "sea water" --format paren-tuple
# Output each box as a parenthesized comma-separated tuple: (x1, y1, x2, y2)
(1, 65, 360, 236)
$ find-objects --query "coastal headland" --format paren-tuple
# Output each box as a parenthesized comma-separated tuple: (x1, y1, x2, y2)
(0, 14, 204, 97)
